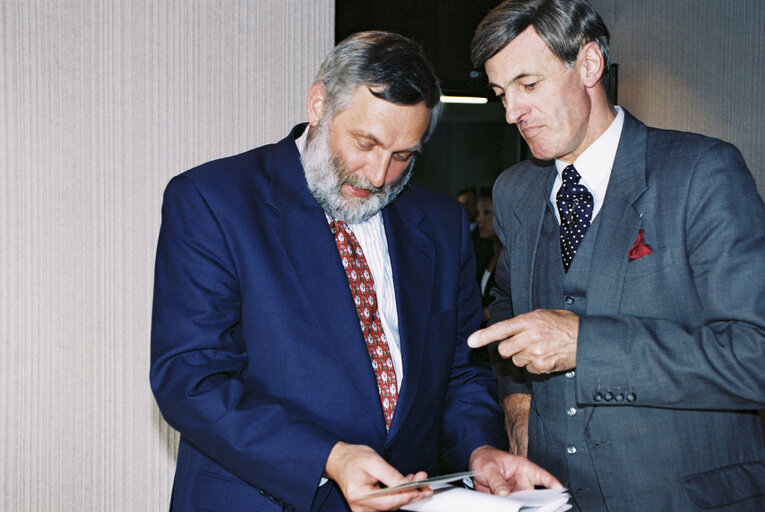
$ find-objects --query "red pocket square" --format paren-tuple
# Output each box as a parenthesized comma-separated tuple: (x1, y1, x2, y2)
(628, 229, 653, 260)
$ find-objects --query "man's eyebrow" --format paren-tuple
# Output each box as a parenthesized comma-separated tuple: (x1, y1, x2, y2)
(489, 72, 537, 89)
(351, 130, 422, 154)
(350, 130, 382, 147)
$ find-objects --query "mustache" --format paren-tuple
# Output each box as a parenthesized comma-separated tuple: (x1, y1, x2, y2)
(331, 150, 411, 196)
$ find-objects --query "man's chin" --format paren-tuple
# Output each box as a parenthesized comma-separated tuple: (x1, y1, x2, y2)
(328, 197, 381, 224)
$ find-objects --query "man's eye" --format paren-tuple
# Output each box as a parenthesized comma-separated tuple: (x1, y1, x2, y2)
(392, 152, 413, 162)
(524, 82, 538, 91)
(356, 140, 373, 150)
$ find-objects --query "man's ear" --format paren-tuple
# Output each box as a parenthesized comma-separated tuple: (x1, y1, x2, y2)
(306, 81, 327, 127)
(579, 41, 605, 88)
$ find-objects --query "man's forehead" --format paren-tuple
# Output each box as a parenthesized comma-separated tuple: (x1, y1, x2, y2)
(332, 85, 430, 149)
(486, 26, 562, 84)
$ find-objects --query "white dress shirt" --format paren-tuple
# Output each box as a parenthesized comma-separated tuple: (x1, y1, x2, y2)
(551, 106, 625, 223)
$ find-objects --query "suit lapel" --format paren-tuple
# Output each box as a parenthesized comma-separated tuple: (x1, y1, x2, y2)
(586, 112, 649, 315)
(382, 197, 435, 438)
(265, 127, 384, 434)
(510, 166, 557, 315)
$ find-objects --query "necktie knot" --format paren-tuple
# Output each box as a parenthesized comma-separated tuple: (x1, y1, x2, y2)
(558, 165, 590, 203)
(330, 218, 346, 231)
(561, 164, 581, 186)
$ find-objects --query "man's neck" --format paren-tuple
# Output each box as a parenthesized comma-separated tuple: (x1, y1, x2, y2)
(560, 95, 617, 164)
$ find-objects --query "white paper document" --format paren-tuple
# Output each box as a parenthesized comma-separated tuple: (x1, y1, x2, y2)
(401, 484, 571, 512)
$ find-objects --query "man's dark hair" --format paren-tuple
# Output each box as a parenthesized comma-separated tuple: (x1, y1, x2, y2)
(457, 186, 477, 198)
(471, 0, 610, 85)
(316, 31, 443, 141)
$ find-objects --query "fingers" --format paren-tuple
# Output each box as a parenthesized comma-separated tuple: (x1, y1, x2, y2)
(503, 394, 530, 457)
(364, 456, 409, 490)
(508, 430, 529, 457)
(537, 469, 564, 490)
(350, 472, 433, 512)
(325, 442, 433, 512)
(482, 468, 512, 497)
(467, 317, 524, 348)
(509, 461, 563, 492)
(469, 446, 512, 497)
(476, 309, 578, 374)
(470, 446, 562, 500)
(514, 351, 558, 374)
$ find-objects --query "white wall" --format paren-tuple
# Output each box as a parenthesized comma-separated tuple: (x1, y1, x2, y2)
(590, 0, 765, 197)
(1, 1, 334, 509)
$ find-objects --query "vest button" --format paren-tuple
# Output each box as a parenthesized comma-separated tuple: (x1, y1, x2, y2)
(564, 295, 575, 305)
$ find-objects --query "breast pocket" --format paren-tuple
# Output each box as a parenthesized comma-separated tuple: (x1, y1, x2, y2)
(620, 248, 685, 318)
(623, 246, 673, 282)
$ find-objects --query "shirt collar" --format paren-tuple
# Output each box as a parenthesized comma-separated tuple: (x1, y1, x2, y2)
(555, 106, 624, 191)
(295, 123, 309, 155)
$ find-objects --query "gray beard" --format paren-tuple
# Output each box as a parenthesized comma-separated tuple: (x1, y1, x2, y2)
(301, 120, 413, 224)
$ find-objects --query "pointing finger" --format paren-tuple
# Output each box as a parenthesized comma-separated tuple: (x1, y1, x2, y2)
(468, 317, 524, 348)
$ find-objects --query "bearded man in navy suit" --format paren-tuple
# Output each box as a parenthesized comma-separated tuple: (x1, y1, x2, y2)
(467, 1, 765, 510)
(150, 31, 559, 512)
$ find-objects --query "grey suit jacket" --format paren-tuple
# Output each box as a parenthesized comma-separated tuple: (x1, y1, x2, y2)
(491, 111, 765, 510)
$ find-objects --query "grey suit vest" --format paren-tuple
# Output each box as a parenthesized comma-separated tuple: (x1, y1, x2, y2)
(528, 200, 608, 511)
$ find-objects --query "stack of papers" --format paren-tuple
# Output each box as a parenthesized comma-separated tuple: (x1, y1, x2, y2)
(401, 484, 571, 512)
(364, 471, 571, 512)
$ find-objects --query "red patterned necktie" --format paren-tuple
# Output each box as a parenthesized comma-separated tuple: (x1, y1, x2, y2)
(330, 219, 398, 429)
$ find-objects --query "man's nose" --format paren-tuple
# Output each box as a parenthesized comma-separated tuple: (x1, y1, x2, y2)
(364, 154, 390, 188)
(503, 94, 527, 125)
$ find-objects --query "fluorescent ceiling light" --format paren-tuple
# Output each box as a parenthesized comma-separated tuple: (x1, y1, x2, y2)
(440, 95, 488, 104)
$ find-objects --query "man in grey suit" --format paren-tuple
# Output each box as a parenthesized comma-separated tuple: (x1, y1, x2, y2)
(466, 0, 765, 510)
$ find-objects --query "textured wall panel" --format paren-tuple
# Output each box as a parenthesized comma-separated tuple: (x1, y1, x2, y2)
(1, 1, 334, 510)
(591, 0, 765, 197)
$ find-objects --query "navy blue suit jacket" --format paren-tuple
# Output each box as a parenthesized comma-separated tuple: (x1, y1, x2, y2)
(150, 125, 506, 511)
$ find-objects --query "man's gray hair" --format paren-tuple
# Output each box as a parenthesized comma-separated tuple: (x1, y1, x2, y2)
(315, 31, 443, 142)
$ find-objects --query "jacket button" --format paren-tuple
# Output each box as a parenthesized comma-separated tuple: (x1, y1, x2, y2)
(604, 392, 614, 402)
(593, 392, 603, 402)
(626, 392, 636, 403)
(564, 295, 575, 305)
(615, 393, 624, 402)
(566, 445, 577, 454)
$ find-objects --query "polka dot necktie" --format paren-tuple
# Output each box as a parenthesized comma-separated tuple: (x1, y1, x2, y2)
(556, 165, 593, 272)
(330, 219, 398, 429)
